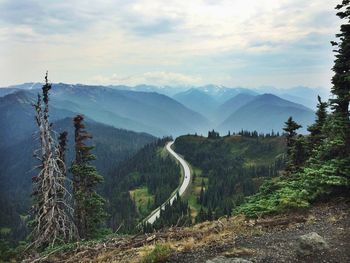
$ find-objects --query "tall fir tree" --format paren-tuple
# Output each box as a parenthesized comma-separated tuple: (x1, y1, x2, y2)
(57, 131, 68, 210)
(311, 0, 350, 184)
(329, 0, 350, 157)
(307, 96, 328, 154)
(71, 115, 106, 239)
(283, 117, 302, 172)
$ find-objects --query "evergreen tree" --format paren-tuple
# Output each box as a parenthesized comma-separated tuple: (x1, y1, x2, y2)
(71, 115, 106, 239)
(283, 117, 302, 172)
(57, 131, 68, 211)
(208, 129, 220, 139)
(195, 206, 206, 223)
(307, 96, 328, 153)
(292, 135, 307, 168)
(199, 179, 205, 204)
(329, 0, 350, 157)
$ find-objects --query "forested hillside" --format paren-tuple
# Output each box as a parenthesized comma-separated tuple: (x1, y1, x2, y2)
(174, 131, 286, 220)
(0, 117, 155, 244)
(105, 138, 182, 232)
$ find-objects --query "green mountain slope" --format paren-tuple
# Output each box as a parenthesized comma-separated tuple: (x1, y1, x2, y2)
(174, 133, 286, 219)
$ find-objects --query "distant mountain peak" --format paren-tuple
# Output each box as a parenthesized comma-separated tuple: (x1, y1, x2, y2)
(255, 93, 312, 111)
(258, 93, 283, 100)
(1, 90, 34, 105)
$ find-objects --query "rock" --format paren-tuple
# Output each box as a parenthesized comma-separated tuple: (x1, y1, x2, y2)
(296, 232, 329, 256)
(206, 256, 253, 263)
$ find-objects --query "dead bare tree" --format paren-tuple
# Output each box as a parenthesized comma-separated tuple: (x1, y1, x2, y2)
(30, 73, 78, 249)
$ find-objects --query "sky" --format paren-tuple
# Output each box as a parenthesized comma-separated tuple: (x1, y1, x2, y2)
(0, 0, 342, 89)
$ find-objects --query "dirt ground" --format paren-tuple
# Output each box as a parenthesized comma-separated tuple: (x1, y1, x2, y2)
(169, 198, 350, 263)
(27, 198, 350, 263)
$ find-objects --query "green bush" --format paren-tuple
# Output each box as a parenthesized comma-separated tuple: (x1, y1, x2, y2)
(234, 158, 350, 218)
(141, 243, 172, 263)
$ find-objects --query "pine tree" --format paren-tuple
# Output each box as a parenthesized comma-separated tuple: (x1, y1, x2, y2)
(31, 73, 76, 249)
(307, 96, 328, 153)
(71, 115, 106, 239)
(292, 135, 307, 168)
(283, 117, 302, 172)
(195, 206, 206, 223)
(199, 179, 205, 204)
(57, 132, 68, 205)
(329, 0, 350, 157)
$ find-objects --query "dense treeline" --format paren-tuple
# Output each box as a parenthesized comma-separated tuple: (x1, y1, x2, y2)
(174, 133, 285, 220)
(236, 1, 350, 217)
(106, 138, 181, 232)
(0, 118, 155, 245)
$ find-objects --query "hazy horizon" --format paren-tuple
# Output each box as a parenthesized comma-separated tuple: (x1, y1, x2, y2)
(0, 81, 331, 93)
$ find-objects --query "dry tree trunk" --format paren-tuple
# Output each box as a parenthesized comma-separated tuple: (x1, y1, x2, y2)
(30, 73, 78, 249)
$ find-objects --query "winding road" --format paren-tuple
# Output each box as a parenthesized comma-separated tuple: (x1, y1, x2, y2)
(142, 141, 191, 225)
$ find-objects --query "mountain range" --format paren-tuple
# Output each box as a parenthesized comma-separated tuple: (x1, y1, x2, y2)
(0, 83, 329, 136)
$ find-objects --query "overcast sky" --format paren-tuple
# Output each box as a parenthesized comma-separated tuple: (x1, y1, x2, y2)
(0, 0, 341, 89)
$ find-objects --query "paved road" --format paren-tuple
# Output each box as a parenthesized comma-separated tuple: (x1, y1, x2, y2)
(144, 141, 191, 225)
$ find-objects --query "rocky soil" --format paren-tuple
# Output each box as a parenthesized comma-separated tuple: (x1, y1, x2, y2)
(169, 198, 349, 263)
(26, 198, 350, 263)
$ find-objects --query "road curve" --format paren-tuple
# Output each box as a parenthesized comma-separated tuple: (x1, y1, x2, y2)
(143, 141, 191, 225)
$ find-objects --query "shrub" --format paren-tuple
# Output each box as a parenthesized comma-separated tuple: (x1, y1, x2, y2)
(141, 243, 172, 263)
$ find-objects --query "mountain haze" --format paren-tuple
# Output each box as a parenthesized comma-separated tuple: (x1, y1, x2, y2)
(215, 93, 256, 123)
(49, 84, 209, 137)
(173, 88, 220, 118)
(219, 94, 315, 133)
(0, 83, 322, 135)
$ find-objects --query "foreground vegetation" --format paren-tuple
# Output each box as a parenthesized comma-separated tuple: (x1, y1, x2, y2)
(19, 199, 350, 262)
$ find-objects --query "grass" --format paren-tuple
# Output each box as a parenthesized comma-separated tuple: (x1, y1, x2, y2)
(129, 187, 154, 217)
(141, 243, 172, 263)
(157, 146, 169, 158)
(225, 136, 285, 167)
(0, 228, 11, 236)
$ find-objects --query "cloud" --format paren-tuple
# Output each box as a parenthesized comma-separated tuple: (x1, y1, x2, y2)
(91, 72, 203, 86)
(128, 18, 181, 36)
(0, 0, 341, 88)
